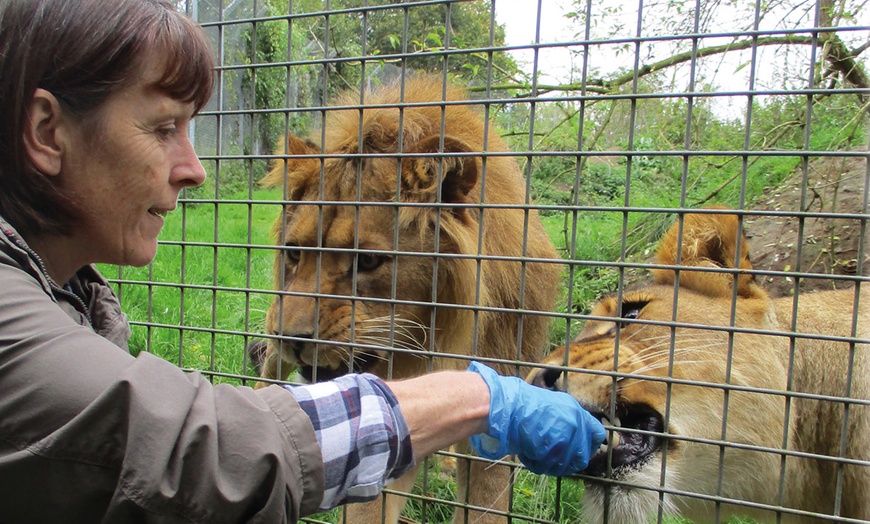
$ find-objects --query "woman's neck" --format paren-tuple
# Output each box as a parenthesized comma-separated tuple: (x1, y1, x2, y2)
(24, 233, 84, 285)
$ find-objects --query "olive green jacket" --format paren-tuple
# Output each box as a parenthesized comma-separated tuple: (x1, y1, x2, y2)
(0, 215, 324, 523)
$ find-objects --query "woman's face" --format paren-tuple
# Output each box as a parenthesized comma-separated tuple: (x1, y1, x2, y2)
(60, 60, 207, 268)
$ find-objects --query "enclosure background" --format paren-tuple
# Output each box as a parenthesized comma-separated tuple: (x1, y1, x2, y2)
(101, 1, 868, 523)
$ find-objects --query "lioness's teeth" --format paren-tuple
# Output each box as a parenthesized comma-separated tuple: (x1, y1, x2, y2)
(598, 430, 621, 453)
(599, 415, 621, 450)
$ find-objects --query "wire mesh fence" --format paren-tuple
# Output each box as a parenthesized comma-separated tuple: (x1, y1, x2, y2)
(103, 0, 869, 522)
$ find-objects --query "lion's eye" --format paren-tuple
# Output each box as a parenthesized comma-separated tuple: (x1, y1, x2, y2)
(283, 243, 302, 264)
(357, 252, 386, 272)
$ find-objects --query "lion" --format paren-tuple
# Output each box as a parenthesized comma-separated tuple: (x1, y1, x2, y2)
(257, 76, 561, 524)
(530, 211, 869, 524)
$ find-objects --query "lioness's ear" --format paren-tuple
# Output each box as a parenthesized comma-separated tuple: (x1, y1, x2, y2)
(260, 134, 322, 199)
(400, 134, 478, 206)
(652, 210, 762, 299)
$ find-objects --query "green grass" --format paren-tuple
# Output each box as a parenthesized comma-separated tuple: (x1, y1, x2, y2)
(302, 459, 589, 524)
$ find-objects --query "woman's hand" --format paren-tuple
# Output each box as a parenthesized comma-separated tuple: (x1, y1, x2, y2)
(468, 361, 606, 476)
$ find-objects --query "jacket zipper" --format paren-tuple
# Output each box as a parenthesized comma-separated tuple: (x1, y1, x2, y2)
(4, 230, 94, 326)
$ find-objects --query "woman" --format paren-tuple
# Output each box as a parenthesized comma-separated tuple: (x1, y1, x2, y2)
(0, 1, 606, 522)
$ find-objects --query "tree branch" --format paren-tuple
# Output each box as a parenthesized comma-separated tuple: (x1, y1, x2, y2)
(469, 35, 819, 96)
(820, 35, 870, 93)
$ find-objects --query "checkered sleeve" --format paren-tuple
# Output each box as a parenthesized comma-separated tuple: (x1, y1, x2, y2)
(284, 373, 415, 511)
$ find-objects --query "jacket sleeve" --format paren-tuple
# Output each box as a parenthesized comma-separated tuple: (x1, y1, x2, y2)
(0, 263, 324, 523)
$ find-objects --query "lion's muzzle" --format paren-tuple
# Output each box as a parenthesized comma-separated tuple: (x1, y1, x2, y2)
(528, 366, 666, 479)
(584, 404, 664, 478)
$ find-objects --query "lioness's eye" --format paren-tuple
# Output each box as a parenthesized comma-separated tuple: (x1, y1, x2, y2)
(622, 308, 640, 320)
(357, 253, 385, 272)
(618, 300, 648, 327)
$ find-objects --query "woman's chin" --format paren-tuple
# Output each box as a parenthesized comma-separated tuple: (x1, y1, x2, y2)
(123, 241, 159, 267)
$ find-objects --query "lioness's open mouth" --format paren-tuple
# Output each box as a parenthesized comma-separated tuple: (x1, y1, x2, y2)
(298, 352, 378, 382)
(586, 404, 665, 478)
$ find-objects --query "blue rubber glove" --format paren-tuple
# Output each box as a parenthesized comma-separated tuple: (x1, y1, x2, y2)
(468, 361, 606, 476)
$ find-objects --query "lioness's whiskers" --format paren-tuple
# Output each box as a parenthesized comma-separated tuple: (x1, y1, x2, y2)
(631, 334, 708, 347)
(602, 344, 726, 381)
(625, 344, 744, 377)
(629, 359, 719, 377)
(628, 347, 723, 371)
(635, 342, 724, 361)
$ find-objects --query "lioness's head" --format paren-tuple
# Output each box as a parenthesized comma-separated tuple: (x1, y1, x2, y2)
(262, 77, 559, 382)
(530, 212, 791, 523)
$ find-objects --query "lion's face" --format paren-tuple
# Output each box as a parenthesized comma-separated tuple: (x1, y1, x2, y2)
(264, 209, 435, 381)
(259, 79, 560, 386)
(263, 138, 469, 382)
(529, 213, 794, 523)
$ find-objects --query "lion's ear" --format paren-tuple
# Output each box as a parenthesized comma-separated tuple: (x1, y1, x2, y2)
(652, 210, 763, 299)
(260, 134, 322, 199)
(400, 134, 478, 205)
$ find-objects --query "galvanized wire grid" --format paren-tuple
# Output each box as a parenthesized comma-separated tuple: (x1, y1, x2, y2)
(103, 1, 870, 523)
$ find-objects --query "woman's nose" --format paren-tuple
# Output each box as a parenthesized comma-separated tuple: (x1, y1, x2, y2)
(172, 134, 207, 188)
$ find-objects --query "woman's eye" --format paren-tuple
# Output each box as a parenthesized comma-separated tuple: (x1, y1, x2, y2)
(155, 126, 177, 139)
(357, 253, 385, 272)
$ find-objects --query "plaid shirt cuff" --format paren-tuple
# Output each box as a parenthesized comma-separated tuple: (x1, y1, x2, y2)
(285, 373, 415, 510)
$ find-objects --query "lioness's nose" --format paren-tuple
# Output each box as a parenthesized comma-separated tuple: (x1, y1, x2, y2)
(529, 367, 563, 390)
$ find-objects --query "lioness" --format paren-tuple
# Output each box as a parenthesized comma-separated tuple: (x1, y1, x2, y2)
(259, 76, 560, 524)
(531, 212, 869, 524)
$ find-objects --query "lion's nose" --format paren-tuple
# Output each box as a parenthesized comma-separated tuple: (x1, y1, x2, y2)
(529, 367, 563, 390)
(272, 331, 313, 362)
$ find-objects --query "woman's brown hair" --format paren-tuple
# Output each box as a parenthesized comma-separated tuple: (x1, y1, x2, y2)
(0, 0, 215, 236)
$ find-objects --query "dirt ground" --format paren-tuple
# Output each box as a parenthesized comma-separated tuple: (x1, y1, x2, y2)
(743, 149, 868, 297)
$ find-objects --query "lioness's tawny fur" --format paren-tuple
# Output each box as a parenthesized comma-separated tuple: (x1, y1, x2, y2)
(258, 76, 561, 524)
(531, 212, 869, 524)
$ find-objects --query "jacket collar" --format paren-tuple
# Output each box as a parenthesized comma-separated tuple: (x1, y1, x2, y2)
(0, 213, 56, 294)
(0, 213, 93, 321)
(0, 212, 130, 350)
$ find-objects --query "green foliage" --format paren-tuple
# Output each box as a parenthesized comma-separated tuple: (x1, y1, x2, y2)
(367, 0, 517, 84)
(519, 82, 867, 262)
(224, 0, 520, 187)
(583, 162, 626, 201)
(528, 155, 577, 209)
(239, 1, 321, 154)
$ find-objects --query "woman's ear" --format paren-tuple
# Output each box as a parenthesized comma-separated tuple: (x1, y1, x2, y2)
(23, 88, 67, 176)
